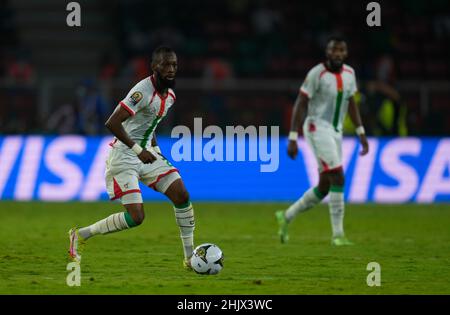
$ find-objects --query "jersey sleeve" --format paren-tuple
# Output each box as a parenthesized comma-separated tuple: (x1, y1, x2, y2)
(299, 67, 320, 99)
(119, 80, 149, 116)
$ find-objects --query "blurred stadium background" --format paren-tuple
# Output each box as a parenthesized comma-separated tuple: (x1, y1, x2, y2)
(0, 0, 449, 202)
(2, 0, 450, 135)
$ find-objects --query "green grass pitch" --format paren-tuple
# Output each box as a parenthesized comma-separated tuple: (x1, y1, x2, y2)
(0, 201, 449, 294)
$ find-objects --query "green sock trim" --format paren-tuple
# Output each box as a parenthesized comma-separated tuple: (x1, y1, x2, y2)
(124, 212, 137, 227)
(174, 201, 191, 209)
(330, 185, 344, 193)
(313, 187, 326, 200)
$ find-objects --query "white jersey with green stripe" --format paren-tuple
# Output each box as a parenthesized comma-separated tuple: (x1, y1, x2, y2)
(111, 75, 176, 153)
(300, 63, 357, 132)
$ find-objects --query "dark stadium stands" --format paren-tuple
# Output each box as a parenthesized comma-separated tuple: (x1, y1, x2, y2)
(0, 0, 449, 135)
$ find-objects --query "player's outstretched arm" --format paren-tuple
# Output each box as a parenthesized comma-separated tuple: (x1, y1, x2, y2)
(348, 96, 369, 156)
(287, 93, 309, 160)
(105, 105, 156, 163)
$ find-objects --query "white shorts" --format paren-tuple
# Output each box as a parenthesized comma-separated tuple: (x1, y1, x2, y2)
(303, 118, 343, 173)
(105, 147, 181, 204)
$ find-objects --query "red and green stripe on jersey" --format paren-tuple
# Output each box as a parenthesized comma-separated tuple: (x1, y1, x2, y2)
(140, 94, 166, 148)
(332, 73, 344, 132)
(140, 75, 177, 148)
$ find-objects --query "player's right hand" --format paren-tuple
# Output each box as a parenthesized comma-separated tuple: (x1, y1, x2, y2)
(287, 140, 298, 160)
(138, 149, 157, 164)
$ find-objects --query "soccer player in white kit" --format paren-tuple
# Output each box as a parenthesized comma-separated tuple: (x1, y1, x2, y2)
(276, 37, 369, 245)
(68, 47, 195, 269)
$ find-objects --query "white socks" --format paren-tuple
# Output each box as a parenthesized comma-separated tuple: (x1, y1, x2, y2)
(76, 203, 195, 261)
(285, 185, 346, 238)
(329, 186, 345, 238)
(285, 187, 325, 222)
(174, 202, 195, 259)
(78, 212, 136, 240)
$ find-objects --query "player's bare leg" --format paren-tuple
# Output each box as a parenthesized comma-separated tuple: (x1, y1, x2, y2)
(326, 168, 353, 246)
(69, 203, 142, 262)
(164, 178, 195, 269)
(317, 172, 331, 195)
(277, 173, 329, 243)
(123, 203, 145, 226)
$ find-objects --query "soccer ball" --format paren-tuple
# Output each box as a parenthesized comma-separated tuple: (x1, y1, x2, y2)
(190, 243, 224, 275)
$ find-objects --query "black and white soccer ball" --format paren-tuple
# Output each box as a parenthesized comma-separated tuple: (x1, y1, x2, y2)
(190, 243, 224, 275)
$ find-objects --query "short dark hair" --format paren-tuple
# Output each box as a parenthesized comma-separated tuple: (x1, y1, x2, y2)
(326, 35, 347, 45)
(152, 46, 175, 61)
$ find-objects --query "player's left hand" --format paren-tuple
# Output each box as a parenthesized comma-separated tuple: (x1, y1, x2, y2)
(359, 135, 369, 156)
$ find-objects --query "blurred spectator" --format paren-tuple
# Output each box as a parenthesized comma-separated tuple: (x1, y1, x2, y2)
(203, 57, 234, 84)
(364, 81, 407, 136)
(375, 54, 396, 85)
(74, 79, 110, 135)
(4, 51, 35, 85)
(202, 57, 235, 125)
(121, 56, 151, 82)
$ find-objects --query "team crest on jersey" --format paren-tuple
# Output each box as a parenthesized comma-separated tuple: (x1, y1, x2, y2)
(129, 91, 143, 105)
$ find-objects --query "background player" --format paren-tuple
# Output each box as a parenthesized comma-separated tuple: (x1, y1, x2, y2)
(68, 46, 196, 269)
(276, 36, 369, 245)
